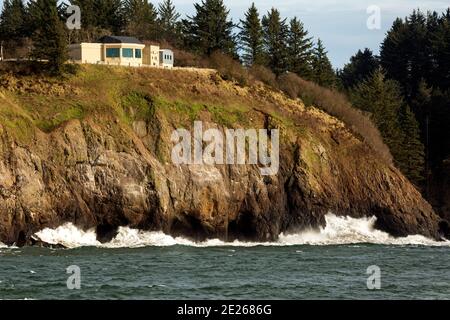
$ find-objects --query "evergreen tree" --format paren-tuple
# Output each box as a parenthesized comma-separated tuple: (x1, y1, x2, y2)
(428, 88, 450, 167)
(338, 48, 379, 90)
(68, 0, 97, 30)
(182, 0, 236, 56)
(400, 105, 425, 185)
(380, 10, 429, 98)
(410, 79, 432, 139)
(407, 10, 430, 95)
(350, 68, 406, 170)
(262, 8, 289, 75)
(379, 8, 450, 191)
(431, 9, 450, 89)
(28, 0, 67, 74)
(0, 0, 26, 41)
(94, 0, 124, 34)
(158, 0, 181, 44)
(238, 2, 265, 66)
(287, 16, 313, 79)
(310, 39, 336, 87)
(380, 18, 409, 91)
(123, 0, 158, 40)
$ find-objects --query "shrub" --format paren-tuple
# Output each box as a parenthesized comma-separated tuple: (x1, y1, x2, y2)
(208, 51, 249, 86)
(172, 48, 209, 68)
(249, 65, 278, 88)
(278, 73, 392, 163)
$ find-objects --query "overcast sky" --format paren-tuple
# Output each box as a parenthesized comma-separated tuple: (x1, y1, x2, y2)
(1, 0, 449, 68)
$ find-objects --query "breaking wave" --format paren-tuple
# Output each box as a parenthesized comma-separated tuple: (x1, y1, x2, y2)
(28, 214, 450, 249)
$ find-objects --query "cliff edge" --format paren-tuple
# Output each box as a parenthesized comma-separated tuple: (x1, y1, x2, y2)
(0, 65, 448, 245)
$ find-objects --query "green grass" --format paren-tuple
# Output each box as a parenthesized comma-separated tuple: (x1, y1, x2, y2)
(121, 91, 156, 124)
(34, 103, 86, 132)
(1, 115, 34, 142)
(0, 65, 305, 148)
(155, 97, 204, 122)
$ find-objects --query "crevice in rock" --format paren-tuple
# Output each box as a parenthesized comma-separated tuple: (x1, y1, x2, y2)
(169, 213, 208, 241)
(96, 223, 119, 243)
(228, 211, 258, 241)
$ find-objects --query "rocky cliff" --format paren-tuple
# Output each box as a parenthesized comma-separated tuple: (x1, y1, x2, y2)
(0, 65, 448, 246)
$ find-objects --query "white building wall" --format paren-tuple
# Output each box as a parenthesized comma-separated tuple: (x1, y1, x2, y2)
(69, 42, 169, 68)
(159, 49, 174, 68)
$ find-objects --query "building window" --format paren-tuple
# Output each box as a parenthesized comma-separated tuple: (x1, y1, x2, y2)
(106, 48, 120, 58)
(122, 48, 133, 58)
(135, 49, 142, 58)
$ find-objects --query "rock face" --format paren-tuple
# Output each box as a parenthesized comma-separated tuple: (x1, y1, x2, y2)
(0, 67, 448, 245)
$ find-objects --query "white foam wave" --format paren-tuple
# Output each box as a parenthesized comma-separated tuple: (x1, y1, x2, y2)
(278, 215, 449, 246)
(29, 214, 450, 249)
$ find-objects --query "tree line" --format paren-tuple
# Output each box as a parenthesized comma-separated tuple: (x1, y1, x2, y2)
(1, 1, 449, 198)
(0, 0, 336, 84)
(338, 9, 450, 193)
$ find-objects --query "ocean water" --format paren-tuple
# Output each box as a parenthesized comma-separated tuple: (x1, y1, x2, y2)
(0, 215, 449, 300)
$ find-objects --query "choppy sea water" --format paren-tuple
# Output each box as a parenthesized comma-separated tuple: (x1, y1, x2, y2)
(1, 215, 449, 300)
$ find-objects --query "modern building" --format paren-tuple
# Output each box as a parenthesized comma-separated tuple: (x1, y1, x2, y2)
(143, 45, 161, 67)
(69, 36, 145, 67)
(159, 49, 174, 69)
(69, 36, 174, 68)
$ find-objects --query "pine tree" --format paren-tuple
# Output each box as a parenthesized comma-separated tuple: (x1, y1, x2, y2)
(376, 7, 450, 197)
(28, 0, 67, 75)
(310, 39, 336, 87)
(400, 105, 425, 185)
(410, 79, 432, 137)
(94, 0, 124, 34)
(0, 0, 26, 41)
(350, 68, 406, 170)
(182, 0, 236, 56)
(287, 17, 313, 79)
(338, 48, 379, 90)
(123, 0, 158, 40)
(431, 9, 450, 89)
(428, 88, 450, 167)
(380, 18, 408, 91)
(68, 0, 96, 29)
(262, 8, 289, 75)
(238, 3, 265, 66)
(380, 10, 429, 98)
(158, 0, 181, 44)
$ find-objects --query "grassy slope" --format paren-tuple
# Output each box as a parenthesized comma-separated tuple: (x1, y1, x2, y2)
(0, 64, 373, 181)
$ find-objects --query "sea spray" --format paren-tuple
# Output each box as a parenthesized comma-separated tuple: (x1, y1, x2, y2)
(30, 214, 450, 249)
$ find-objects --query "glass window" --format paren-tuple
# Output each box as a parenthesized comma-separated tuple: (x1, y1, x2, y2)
(122, 48, 133, 58)
(135, 49, 142, 58)
(106, 48, 120, 58)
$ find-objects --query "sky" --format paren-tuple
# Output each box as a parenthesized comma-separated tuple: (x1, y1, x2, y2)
(1, 0, 449, 68)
